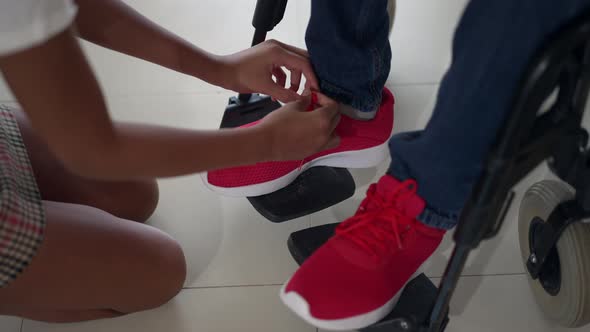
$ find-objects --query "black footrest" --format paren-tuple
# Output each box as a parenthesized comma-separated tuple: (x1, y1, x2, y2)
(287, 222, 338, 265)
(220, 94, 355, 223)
(249, 166, 354, 222)
(220, 94, 281, 128)
(287, 223, 449, 332)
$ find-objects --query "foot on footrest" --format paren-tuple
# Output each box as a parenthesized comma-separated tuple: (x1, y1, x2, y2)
(217, 94, 356, 223)
(286, 223, 449, 332)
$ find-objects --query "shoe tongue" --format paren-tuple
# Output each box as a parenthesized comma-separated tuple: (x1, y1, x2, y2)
(374, 175, 426, 219)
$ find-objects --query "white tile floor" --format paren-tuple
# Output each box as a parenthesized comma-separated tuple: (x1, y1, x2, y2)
(1, 0, 590, 331)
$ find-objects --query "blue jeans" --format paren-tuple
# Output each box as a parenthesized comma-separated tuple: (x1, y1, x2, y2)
(306, 0, 391, 118)
(307, 0, 590, 230)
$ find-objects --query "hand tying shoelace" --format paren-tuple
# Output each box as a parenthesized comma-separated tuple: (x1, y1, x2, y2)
(297, 92, 320, 171)
(205, 88, 394, 198)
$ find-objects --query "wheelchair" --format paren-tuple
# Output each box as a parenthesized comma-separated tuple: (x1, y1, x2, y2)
(221, 1, 590, 331)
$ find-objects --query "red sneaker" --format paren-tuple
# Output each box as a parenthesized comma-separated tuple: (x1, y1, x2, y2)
(280, 175, 445, 330)
(202, 89, 395, 197)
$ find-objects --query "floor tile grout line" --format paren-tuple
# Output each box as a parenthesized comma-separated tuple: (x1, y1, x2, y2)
(183, 283, 284, 290)
(463, 272, 527, 278)
(183, 273, 527, 291)
(11, 276, 528, 328)
(430, 272, 526, 279)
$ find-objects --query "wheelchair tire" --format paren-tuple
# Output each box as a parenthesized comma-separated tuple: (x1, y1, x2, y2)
(518, 180, 590, 327)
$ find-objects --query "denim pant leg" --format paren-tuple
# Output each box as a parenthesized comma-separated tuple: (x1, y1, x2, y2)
(306, 0, 391, 117)
(388, 0, 590, 230)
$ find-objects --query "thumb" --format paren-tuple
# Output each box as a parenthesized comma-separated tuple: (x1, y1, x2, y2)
(314, 91, 337, 106)
(312, 100, 340, 123)
(263, 79, 299, 103)
(291, 93, 312, 111)
(323, 134, 341, 150)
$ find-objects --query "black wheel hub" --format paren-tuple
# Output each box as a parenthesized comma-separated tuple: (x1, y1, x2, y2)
(529, 218, 562, 296)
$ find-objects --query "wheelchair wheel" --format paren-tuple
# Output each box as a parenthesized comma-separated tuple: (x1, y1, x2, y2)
(518, 180, 590, 327)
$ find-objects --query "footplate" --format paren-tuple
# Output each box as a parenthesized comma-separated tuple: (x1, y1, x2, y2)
(287, 223, 449, 332)
(219, 94, 355, 223)
(220, 94, 281, 129)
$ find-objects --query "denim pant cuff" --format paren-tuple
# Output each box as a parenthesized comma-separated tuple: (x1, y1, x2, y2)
(387, 159, 458, 231)
(319, 79, 382, 114)
(417, 206, 459, 230)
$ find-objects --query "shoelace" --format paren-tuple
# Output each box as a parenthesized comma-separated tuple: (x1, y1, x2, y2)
(336, 180, 418, 258)
(297, 93, 320, 171)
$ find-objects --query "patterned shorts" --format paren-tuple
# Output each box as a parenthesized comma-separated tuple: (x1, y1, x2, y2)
(0, 105, 45, 288)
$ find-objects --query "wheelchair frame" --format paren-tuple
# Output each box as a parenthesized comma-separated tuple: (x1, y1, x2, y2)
(241, 2, 590, 331)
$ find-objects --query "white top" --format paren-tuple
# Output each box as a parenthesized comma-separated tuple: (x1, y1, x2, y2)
(0, 0, 77, 56)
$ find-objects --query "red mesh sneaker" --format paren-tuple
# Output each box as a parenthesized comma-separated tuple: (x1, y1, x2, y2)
(280, 175, 446, 330)
(202, 89, 395, 197)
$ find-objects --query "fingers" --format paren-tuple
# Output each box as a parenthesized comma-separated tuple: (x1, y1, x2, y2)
(329, 112, 341, 132)
(272, 45, 319, 91)
(272, 43, 312, 92)
(299, 94, 341, 153)
(310, 94, 341, 138)
(304, 79, 311, 92)
(274, 65, 302, 94)
(272, 39, 310, 59)
(290, 69, 302, 93)
(273, 88, 299, 103)
(315, 106, 341, 152)
(297, 92, 312, 107)
(324, 134, 341, 150)
(265, 77, 299, 103)
(272, 66, 287, 89)
(314, 92, 337, 108)
(269, 65, 304, 103)
(319, 111, 341, 151)
(314, 93, 340, 124)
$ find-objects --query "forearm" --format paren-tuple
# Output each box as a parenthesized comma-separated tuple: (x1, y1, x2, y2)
(1, 27, 269, 181)
(77, 123, 270, 180)
(73, 0, 231, 88)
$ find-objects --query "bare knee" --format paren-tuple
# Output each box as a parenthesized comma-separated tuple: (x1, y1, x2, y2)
(122, 180, 159, 223)
(95, 180, 159, 222)
(124, 234, 186, 313)
(150, 236, 186, 304)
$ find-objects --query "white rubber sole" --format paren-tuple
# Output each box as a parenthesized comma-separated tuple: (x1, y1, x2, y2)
(202, 140, 389, 197)
(280, 268, 424, 331)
